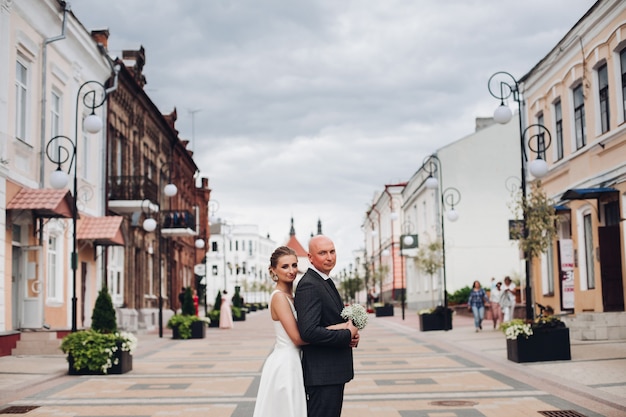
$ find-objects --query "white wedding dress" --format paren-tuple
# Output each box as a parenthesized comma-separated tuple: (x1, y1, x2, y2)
(253, 290, 307, 417)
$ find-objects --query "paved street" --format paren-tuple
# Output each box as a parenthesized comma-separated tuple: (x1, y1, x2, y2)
(1, 307, 625, 416)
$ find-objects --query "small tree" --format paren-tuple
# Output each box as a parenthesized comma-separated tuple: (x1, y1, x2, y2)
(213, 290, 222, 311)
(232, 286, 243, 308)
(182, 287, 195, 316)
(369, 264, 389, 304)
(509, 181, 557, 259)
(416, 239, 444, 308)
(91, 288, 117, 333)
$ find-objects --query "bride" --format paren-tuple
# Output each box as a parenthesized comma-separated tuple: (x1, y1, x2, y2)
(252, 246, 348, 417)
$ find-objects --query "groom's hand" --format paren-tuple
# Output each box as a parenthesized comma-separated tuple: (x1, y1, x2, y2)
(350, 332, 360, 348)
(347, 321, 359, 348)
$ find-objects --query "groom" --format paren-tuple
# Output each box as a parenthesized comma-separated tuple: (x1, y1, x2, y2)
(294, 235, 359, 417)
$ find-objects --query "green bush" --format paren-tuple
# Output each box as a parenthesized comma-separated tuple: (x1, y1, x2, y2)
(208, 309, 220, 323)
(182, 287, 195, 316)
(213, 290, 222, 311)
(91, 288, 117, 333)
(447, 286, 471, 305)
(60, 329, 137, 373)
(232, 286, 243, 308)
(167, 314, 203, 339)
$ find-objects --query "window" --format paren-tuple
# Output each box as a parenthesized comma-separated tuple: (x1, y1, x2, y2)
(50, 91, 62, 137)
(47, 236, 59, 299)
(598, 63, 610, 134)
(15, 60, 28, 141)
(81, 126, 90, 181)
(554, 100, 564, 161)
(620, 49, 626, 121)
(107, 246, 125, 305)
(583, 213, 595, 289)
(147, 250, 154, 297)
(573, 84, 586, 149)
(211, 241, 218, 252)
(536, 113, 546, 160)
(542, 244, 555, 296)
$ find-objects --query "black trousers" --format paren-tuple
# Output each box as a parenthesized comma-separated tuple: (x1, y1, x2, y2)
(306, 384, 345, 417)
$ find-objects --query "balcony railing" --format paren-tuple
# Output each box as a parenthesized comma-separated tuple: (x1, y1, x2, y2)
(161, 209, 197, 237)
(108, 176, 158, 202)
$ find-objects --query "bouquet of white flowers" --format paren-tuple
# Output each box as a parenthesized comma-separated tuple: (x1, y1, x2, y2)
(341, 304, 368, 330)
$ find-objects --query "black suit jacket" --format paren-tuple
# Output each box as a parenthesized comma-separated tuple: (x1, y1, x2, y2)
(294, 268, 353, 386)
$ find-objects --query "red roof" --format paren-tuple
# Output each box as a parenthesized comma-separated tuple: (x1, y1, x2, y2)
(77, 216, 125, 246)
(7, 188, 74, 218)
(285, 234, 308, 257)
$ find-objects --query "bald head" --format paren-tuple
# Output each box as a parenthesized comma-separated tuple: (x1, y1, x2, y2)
(308, 235, 336, 275)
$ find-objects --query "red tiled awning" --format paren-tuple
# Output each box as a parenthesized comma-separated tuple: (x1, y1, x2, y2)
(7, 188, 75, 218)
(77, 216, 125, 246)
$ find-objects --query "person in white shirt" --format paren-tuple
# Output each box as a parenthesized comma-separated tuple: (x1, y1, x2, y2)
(489, 281, 503, 329)
(500, 276, 516, 322)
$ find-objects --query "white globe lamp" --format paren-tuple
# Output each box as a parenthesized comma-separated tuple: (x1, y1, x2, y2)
(143, 217, 157, 233)
(493, 104, 513, 124)
(50, 169, 69, 189)
(164, 183, 178, 197)
(83, 113, 103, 134)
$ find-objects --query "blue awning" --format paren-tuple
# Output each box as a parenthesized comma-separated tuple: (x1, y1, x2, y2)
(561, 187, 617, 200)
(553, 204, 570, 212)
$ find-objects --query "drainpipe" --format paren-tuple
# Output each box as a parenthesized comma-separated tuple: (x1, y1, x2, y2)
(39, 1, 70, 188)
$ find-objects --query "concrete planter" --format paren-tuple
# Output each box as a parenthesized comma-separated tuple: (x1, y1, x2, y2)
(68, 346, 133, 375)
(375, 305, 394, 317)
(419, 308, 453, 331)
(507, 327, 571, 363)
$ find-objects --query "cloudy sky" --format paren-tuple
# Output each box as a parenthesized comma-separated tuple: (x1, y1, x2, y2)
(71, 0, 596, 273)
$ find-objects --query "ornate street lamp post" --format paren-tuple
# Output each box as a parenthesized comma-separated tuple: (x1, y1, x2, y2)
(488, 71, 553, 320)
(142, 163, 179, 338)
(45, 80, 108, 332)
(424, 154, 460, 330)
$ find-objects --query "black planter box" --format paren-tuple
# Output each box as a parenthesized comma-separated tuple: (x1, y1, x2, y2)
(419, 309, 453, 331)
(233, 310, 246, 321)
(191, 320, 206, 338)
(507, 327, 571, 363)
(68, 349, 133, 375)
(375, 305, 394, 317)
(172, 320, 206, 339)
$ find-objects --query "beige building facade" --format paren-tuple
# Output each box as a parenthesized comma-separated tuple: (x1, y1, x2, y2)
(1, 0, 116, 341)
(521, 0, 625, 316)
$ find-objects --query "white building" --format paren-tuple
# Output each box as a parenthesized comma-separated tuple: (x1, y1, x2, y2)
(206, 221, 276, 306)
(365, 117, 523, 311)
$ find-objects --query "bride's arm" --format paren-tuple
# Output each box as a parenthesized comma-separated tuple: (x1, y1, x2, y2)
(273, 295, 308, 346)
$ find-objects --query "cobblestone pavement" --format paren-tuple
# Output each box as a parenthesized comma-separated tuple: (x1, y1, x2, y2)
(0, 307, 625, 416)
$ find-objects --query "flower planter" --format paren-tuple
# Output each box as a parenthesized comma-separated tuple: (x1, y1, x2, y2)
(375, 305, 394, 317)
(419, 309, 453, 331)
(208, 320, 220, 328)
(68, 347, 132, 375)
(507, 327, 571, 363)
(233, 310, 246, 321)
(172, 320, 206, 339)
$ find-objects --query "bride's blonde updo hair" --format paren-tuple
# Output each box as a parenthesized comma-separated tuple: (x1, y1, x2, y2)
(269, 246, 297, 282)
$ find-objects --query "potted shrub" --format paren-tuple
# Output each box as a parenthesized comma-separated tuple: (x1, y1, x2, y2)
(502, 316, 571, 363)
(374, 302, 394, 317)
(167, 287, 207, 339)
(60, 288, 137, 375)
(418, 305, 453, 331)
(207, 309, 220, 328)
(232, 286, 247, 321)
